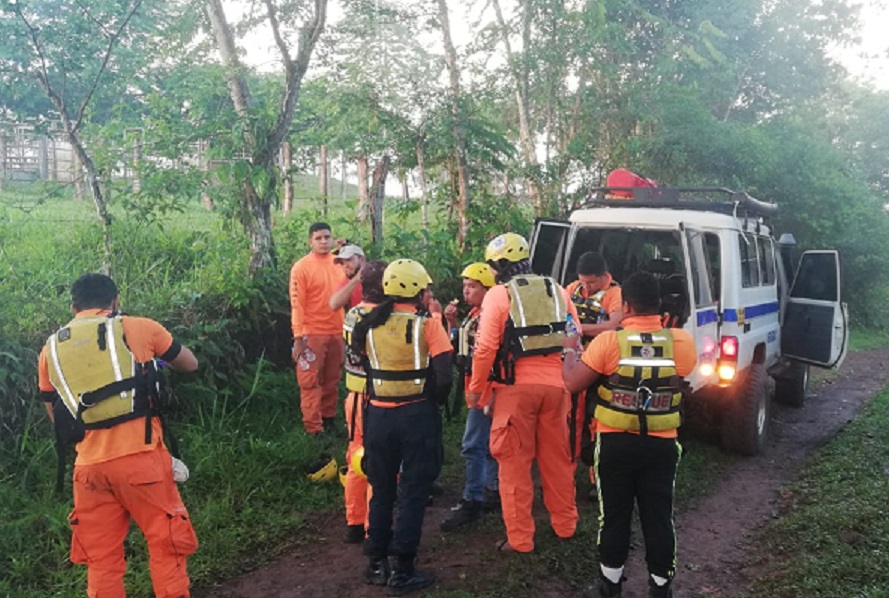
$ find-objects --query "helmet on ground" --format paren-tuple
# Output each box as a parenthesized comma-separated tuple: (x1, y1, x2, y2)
(351, 446, 367, 479)
(338, 465, 349, 487)
(306, 453, 337, 483)
(461, 263, 496, 288)
(485, 233, 530, 263)
(383, 259, 431, 299)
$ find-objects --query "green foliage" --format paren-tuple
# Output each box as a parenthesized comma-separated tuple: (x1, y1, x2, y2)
(745, 389, 889, 598)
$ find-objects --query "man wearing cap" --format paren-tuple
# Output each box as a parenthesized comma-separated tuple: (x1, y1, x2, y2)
(290, 222, 347, 436)
(330, 244, 367, 311)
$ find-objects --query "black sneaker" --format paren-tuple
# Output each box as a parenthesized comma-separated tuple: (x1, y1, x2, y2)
(483, 487, 501, 512)
(386, 568, 435, 596)
(440, 499, 484, 531)
(363, 557, 391, 586)
(344, 524, 365, 544)
(648, 579, 673, 598)
(581, 576, 622, 598)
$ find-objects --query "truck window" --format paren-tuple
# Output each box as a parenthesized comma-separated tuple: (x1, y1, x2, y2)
(758, 236, 776, 286)
(790, 253, 839, 301)
(739, 234, 760, 287)
(687, 230, 714, 307)
(704, 233, 721, 302)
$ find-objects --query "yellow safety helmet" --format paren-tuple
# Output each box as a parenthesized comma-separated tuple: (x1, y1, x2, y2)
(383, 259, 432, 299)
(351, 446, 368, 479)
(461, 262, 496, 288)
(306, 453, 338, 483)
(485, 233, 530, 263)
(338, 465, 349, 487)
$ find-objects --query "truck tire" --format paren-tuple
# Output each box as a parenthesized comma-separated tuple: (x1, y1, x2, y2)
(774, 362, 809, 408)
(721, 364, 770, 456)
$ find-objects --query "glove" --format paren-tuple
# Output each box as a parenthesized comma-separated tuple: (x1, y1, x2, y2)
(172, 457, 190, 483)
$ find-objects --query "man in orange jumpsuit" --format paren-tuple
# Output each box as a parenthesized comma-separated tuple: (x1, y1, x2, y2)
(341, 260, 387, 544)
(562, 272, 697, 598)
(466, 233, 579, 553)
(565, 252, 623, 488)
(38, 273, 199, 598)
(290, 221, 347, 436)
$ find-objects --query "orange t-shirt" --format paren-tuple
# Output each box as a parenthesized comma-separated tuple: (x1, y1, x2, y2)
(580, 314, 697, 438)
(565, 274, 623, 319)
(468, 282, 579, 393)
(290, 252, 347, 337)
(369, 304, 454, 408)
(38, 309, 179, 465)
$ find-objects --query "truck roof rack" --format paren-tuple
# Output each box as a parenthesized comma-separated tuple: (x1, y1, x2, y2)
(581, 187, 778, 217)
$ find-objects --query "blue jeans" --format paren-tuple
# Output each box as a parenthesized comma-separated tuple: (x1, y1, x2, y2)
(461, 407, 499, 501)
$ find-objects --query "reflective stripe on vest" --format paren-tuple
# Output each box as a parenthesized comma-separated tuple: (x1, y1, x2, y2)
(456, 311, 480, 374)
(595, 329, 683, 433)
(343, 304, 372, 393)
(505, 274, 567, 358)
(45, 315, 145, 427)
(366, 311, 430, 400)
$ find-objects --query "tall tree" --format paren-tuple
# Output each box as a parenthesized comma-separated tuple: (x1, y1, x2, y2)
(436, 0, 471, 249)
(1, 0, 164, 273)
(205, 0, 327, 272)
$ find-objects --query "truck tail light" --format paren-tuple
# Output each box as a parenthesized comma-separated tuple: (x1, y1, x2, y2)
(718, 336, 739, 381)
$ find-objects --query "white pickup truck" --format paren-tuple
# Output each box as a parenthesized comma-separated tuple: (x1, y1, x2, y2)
(530, 187, 848, 455)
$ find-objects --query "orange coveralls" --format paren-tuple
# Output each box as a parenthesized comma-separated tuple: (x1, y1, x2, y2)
(38, 310, 198, 598)
(469, 284, 580, 552)
(290, 252, 347, 434)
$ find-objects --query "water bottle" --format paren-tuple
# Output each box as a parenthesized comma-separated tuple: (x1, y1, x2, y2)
(303, 344, 316, 364)
(565, 314, 580, 337)
(297, 352, 310, 371)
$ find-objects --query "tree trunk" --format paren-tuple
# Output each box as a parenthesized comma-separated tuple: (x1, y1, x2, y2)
(401, 175, 409, 201)
(370, 155, 389, 247)
(491, 0, 543, 215)
(436, 0, 471, 250)
(341, 149, 347, 200)
(0, 132, 6, 192)
(357, 154, 369, 221)
(319, 144, 328, 216)
(416, 142, 429, 234)
(282, 141, 293, 216)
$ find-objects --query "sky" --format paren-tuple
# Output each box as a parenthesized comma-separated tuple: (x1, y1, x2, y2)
(231, 0, 889, 90)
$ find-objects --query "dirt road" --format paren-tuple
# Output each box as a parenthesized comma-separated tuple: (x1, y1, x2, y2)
(195, 349, 889, 598)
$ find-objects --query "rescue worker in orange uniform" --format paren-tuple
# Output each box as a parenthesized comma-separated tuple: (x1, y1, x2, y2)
(467, 233, 579, 553)
(341, 260, 388, 544)
(562, 272, 697, 598)
(37, 273, 199, 598)
(440, 263, 500, 531)
(290, 222, 347, 436)
(564, 252, 623, 488)
(351, 259, 453, 595)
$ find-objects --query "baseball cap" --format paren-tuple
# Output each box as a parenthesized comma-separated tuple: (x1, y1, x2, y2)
(333, 244, 365, 263)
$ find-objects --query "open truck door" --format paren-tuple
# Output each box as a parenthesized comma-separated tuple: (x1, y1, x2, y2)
(781, 250, 848, 369)
(680, 223, 719, 390)
(530, 218, 571, 282)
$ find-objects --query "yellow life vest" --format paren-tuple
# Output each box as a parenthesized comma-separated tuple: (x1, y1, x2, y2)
(45, 315, 156, 429)
(595, 328, 683, 434)
(455, 310, 480, 375)
(365, 310, 430, 402)
(570, 282, 618, 325)
(494, 274, 567, 383)
(343, 304, 373, 393)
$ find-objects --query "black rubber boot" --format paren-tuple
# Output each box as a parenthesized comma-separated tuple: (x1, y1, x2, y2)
(440, 499, 484, 531)
(483, 487, 501, 512)
(363, 557, 391, 586)
(581, 575, 622, 598)
(648, 578, 673, 598)
(387, 557, 435, 596)
(343, 524, 365, 544)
